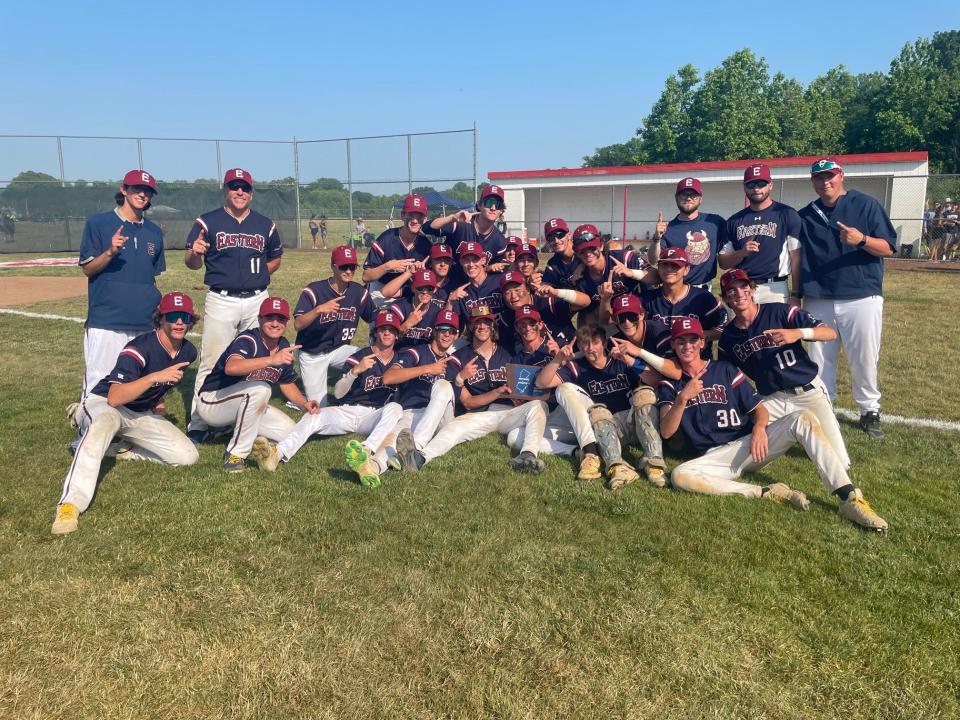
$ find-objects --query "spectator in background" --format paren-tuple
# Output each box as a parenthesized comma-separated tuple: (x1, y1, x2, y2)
(309, 214, 320, 249)
(941, 199, 959, 261)
(319, 215, 328, 249)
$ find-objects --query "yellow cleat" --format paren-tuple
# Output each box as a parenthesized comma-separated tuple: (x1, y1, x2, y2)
(839, 489, 888, 532)
(51, 503, 79, 535)
(576, 452, 602, 482)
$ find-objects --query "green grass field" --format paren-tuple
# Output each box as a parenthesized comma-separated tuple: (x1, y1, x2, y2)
(1, 254, 958, 719)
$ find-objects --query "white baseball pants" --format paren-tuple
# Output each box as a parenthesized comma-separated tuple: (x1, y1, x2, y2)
(671, 410, 851, 498)
(762, 376, 850, 469)
(59, 395, 198, 513)
(188, 289, 266, 433)
(298, 345, 360, 405)
(505, 382, 599, 456)
(81, 327, 141, 402)
(753, 280, 789, 305)
(196, 381, 296, 458)
(421, 400, 548, 465)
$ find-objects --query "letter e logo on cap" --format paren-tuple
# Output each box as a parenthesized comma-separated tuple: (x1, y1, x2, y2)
(174, 296, 183, 307)
(141, 172, 150, 184)
(235, 170, 244, 179)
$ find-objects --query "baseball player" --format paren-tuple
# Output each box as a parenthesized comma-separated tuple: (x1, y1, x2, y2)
(660, 317, 887, 531)
(250, 309, 404, 488)
(798, 159, 897, 439)
(608, 293, 676, 368)
(390, 269, 446, 349)
(381, 242, 455, 303)
(381, 310, 460, 460)
(294, 245, 377, 404)
(70, 170, 166, 441)
(540, 218, 581, 290)
(536, 324, 673, 488)
(426, 185, 508, 263)
(195, 297, 317, 472)
(498, 270, 588, 352)
(488, 235, 521, 274)
(395, 306, 548, 475)
(656, 177, 727, 288)
(52, 291, 199, 535)
(718, 163, 802, 304)
(718, 268, 850, 468)
(183, 168, 284, 443)
(361, 194, 433, 307)
(445, 241, 504, 326)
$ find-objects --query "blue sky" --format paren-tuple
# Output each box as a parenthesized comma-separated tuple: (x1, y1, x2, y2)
(2, 1, 955, 191)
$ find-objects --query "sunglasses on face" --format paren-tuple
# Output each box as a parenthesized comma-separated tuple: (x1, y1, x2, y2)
(337, 264, 357, 272)
(227, 182, 252, 193)
(415, 286, 436, 293)
(164, 311, 193, 323)
(404, 213, 425, 222)
(548, 230, 568, 241)
(435, 326, 457, 335)
(745, 180, 769, 190)
(128, 185, 156, 198)
(481, 197, 504, 210)
(616, 313, 640, 324)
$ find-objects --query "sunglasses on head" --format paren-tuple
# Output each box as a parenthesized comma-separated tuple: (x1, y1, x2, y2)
(226, 181, 251, 192)
(481, 196, 504, 210)
(337, 264, 357, 272)
(745, 180, 769, 190)
(164, 311, 193, 323)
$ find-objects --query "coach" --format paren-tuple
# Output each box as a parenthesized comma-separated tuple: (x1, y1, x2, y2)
(797, 159, 896, 439)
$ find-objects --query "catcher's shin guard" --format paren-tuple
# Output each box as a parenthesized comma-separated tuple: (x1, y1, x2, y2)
(630, 386, 665, 469)
(587, 403, 624, 468)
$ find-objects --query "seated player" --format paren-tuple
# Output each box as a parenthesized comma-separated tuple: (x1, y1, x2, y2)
(540, 218, 581, 290)
(659, 318, 888, 531)
(294, 245, 377, 404)
(718, 268, 850, 468)
(391, 269, 446, 349)
(498, 270, 588, 351)
(395, 306, 548, 475)
(536, 323, 673, 489)
(445, 241, 504, 326)
(380, 309, 460, 461)
(362, 194, 433, 308)
(382, 242, 455, 302)
(250, 309, 404, 488)
(607, 293, 675, 370)
(196, 297, 318, 472)
(52, 292, 200, 535)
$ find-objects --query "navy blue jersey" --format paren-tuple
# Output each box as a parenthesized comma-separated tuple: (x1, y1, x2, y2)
(186, 207, 283, 292)
(498, 295, 577, 352)
(558, 356, 642, 415)
(399, 282, 449, 305)
(200, 328, 296, 393)
(450, 344, 513, 411)
(337, 346, 397, 407)
(512, 339, 554, 367)
(450, 273, 504, 326)
(798, 189, 896, 300)
(91, 330, 197, 413)
(718, 303, 824, 395)
(294, 279, 377, 354)
(391, 296, 446, 349)
(641, 286, 727, 335)
(425, 220, 507, 262)
(660, 212, 726, 286)
(392, 343, 458, 410)
(723, 201, 801, 280)
(575, 249, 651, 322)
(542, 253, 582, 289)
(363, 229, 433, 285)
(611, 319, 673, 357)
(658, 360, 761, 453)
(80, 209, 165, 331)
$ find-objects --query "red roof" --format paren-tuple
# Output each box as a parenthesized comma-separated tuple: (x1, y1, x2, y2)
(489, 151, 928, 181)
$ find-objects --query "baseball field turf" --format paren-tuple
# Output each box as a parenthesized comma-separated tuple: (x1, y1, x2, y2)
(0, 252, 957, 719)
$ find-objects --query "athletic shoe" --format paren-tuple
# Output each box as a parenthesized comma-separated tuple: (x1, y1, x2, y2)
(645, 465, 668, 488)
(396, 429, 424, 472)
(105, 439, 133, 458)
(51, 503, 79, 535)
(838, 488, 888, 532)
(508, 451, 545, 475)
(765, 482, 810, 512)
(223, 451, 246, 473)
(606, 462, 640, 490)
(65, 402, 80, 429)
(187, 429, 208, 446)
(250, 436, 281, 472)
(345, 439, 381, 488)
(859, 412, 884, 439)
(576, 452, 602, 482)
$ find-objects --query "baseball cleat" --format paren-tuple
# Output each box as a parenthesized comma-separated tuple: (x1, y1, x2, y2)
(575, 451, 602, 482)
(644, 465, 668, 488)
(345, 440, 381, 488)
(223, 451, 246, 473)
(251, 436, 281, 472)
(65, 402, 80, 429)
(858, 412, 884, 440)
(508, 451, 545, 475)
(187, 429, 208, 446)
(838, 488, 888, 532)
(606, 462, 640, 491)
(395, 429, 424, 472)
(765, 482, 810, 512)
(51, 503, 79, 535)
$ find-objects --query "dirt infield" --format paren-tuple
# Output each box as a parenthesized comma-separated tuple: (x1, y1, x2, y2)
(0, 276, 87, 307)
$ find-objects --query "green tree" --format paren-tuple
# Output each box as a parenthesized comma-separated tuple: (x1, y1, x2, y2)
(583, 138, 645, 167)
(9, 170, 59, 187)
(803, 66, 858, 155)
(411, 186, 436, 195)
(639, 64, 699, 163)
(767, 73, 814, 157)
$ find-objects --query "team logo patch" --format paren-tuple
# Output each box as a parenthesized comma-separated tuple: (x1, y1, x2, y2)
(685, 231, 711, 265)
(147, 242, 156, 256)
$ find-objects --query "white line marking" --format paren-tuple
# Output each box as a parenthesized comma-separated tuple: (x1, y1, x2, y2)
(0, 308, 201, 337)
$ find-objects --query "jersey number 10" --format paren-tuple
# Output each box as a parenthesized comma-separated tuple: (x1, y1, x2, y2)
(775, 349, 797, 370)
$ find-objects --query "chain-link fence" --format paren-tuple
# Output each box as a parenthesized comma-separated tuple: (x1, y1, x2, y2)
(0, 129, 477, 253)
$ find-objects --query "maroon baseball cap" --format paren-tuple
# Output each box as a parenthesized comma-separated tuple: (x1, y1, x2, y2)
(374, 309, 402, 331)
(158, 291, 194, 316)
(720, 268, 753, 293)
(500, 270, 526, 289)
(480, 185, 505, 202)
(612, 293, 643, 317)
(544, 218, 569, 238)
(515, 242, 538, 259)
(402, 194, 428, 215)
(572, 224, 603, 250)
(223, 168, 254, 188)
(411, 269, 438, 289)
(458, 241, 484, 259)
(331, 245, 358, 266)
(259, 296, 290, 319)
(659, 247, 690, 266)
(505, 235, 524, 250)
(514, 304, 542, 326)
(469, 305, 495, 325)
(675, 177, 702, 196)
(433, 309, 460, 330)
(744, 164, 772, 184)
(670, 317, 703, 340)
(430, 243, 453, 261)
(122, 169, 157, 192)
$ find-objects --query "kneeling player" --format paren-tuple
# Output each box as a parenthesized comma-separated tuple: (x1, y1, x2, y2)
(659, 318, 888, 531)
(196, 297, 318, 472)
(250, 310, 403, 487)
(53, 292, 200, 535)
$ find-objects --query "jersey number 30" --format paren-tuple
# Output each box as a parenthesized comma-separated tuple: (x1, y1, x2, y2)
(716, 409, 742, 428)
